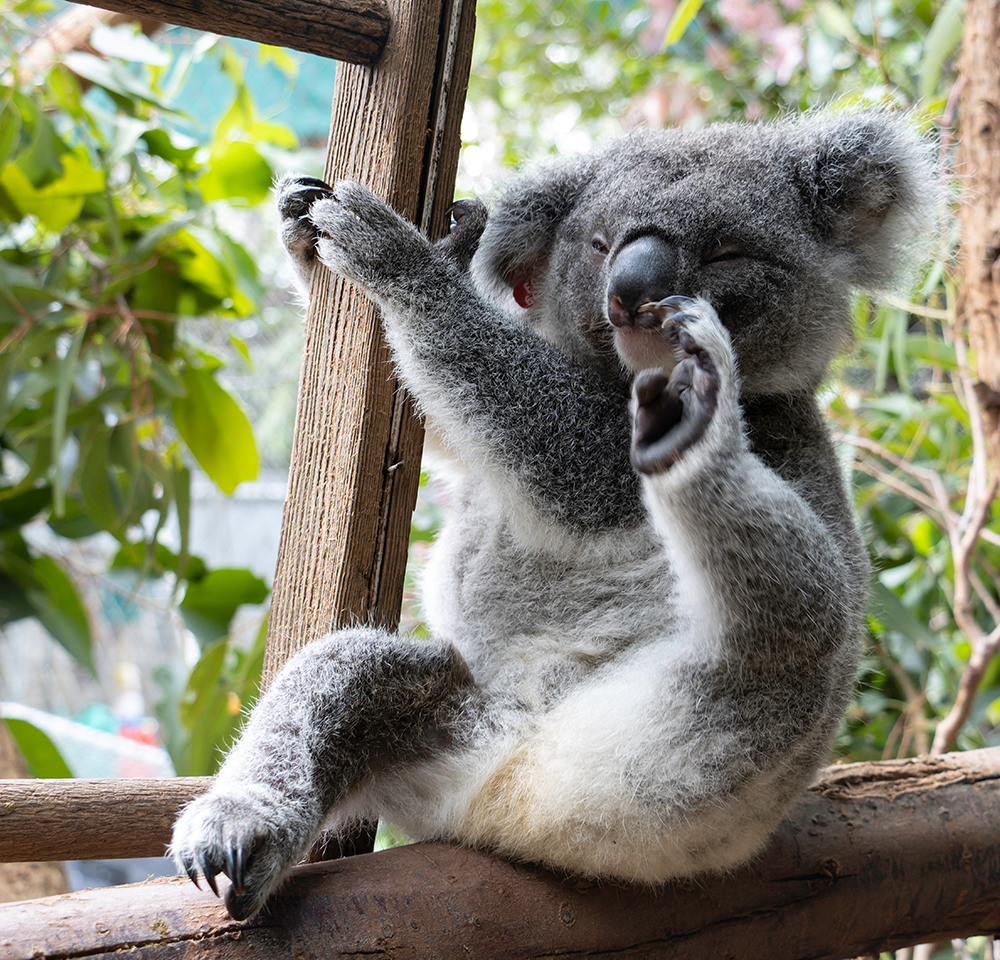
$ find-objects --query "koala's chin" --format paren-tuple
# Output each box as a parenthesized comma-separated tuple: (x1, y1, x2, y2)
(612, 324, 681, 375)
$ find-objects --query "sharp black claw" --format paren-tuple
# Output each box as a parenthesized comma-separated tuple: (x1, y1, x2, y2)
(186, 865, 201, 889)
(198, 854, 220, 897)
(658, 295, 696, 310)
(227, 846, 246, 896)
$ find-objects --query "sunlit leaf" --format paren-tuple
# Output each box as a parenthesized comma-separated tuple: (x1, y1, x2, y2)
(664, 0, 704, 45)
(0, 148, 105, 231)
(4, 718, 73, 778)
(172, 363, 258, 495)
(199, 140, 272, 205)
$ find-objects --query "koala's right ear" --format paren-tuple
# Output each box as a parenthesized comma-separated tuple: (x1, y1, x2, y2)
(472, 158, 597, 307)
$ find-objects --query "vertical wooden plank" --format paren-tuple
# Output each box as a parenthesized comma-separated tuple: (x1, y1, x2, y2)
(262, 0, 476, 675)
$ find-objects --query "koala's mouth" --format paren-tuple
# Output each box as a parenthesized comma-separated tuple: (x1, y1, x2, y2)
(609, 297, 683, 375)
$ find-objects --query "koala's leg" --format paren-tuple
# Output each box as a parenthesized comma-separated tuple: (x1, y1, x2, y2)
(170, 629, 475, 920)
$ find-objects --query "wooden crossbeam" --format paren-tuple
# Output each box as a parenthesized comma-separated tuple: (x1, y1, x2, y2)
(0, 778, 211, 862)
(78, 0, 391, 63)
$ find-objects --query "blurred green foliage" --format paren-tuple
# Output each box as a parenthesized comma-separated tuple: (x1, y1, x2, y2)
(0, 0, 283, 775)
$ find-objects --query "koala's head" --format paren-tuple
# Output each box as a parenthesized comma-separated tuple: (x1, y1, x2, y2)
(472, 110, 937, 395)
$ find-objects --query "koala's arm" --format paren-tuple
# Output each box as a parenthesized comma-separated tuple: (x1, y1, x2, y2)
(631, 302, 864, 670)
(281, 176, 640, 530)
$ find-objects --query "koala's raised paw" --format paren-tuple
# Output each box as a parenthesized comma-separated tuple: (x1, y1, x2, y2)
(171, 788, 315, 920)
(630, 297, 734, 475)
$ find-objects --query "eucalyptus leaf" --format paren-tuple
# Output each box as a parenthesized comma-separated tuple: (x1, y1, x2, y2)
(173, 363, 258, 496)
(26, 556, 96, 676)
(3, 718, 73, 778)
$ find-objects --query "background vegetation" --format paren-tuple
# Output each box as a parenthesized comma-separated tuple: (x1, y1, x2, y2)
(1, 0, 995, 953)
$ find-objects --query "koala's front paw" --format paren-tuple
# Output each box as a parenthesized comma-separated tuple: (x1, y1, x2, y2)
(630, 297, 736, 474)
(434, 198, 488, 271)
(276, 174, 336, 278)
(171, 787, 316, 920)
(309, 180, 430, 288)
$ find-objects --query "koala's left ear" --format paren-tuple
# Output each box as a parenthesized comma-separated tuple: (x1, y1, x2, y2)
(472, 155, 598, 306)
(794, 111, 938, 289)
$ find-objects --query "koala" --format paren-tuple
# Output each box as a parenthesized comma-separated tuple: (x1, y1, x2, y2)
(171, 110, 935, 920)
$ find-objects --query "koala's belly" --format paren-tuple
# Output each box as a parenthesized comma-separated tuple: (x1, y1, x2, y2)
(420, 500, 676, 688)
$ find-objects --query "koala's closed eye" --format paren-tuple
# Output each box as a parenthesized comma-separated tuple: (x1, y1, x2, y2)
(703, 242, 748, 266)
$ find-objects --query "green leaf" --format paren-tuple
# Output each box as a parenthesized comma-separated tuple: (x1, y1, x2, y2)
(920, 0, 964, 103)
(173, 364, 258, 495)
(179, 567, 268, 645)
(869, 579, 939, 651)
(4, 718, 73, 778)
(0, 484, 51, 529)
(141, 129, 199, 172)
(664, 0, 703, 45)
(51, 323, 86, 516)
(199, 140, 272, 205)
(0, 98, 22, 169)
(47, 497, 101, 540)
(0, 148, 106, 231)
(11, 93, 67, 188)
(26, 556, 96, 676)
(62, 51, 178, 112)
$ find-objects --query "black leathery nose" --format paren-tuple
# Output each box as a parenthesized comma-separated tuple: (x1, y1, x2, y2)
(607, 235, 677, 326)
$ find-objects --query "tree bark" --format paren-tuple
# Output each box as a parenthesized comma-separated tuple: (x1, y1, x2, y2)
(0, 777, 211, 862)
(1, 750, 999, 959)
(959, 0, 1000, 459)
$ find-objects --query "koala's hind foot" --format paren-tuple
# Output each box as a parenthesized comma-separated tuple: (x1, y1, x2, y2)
(630, 297, 736, 474)
(171, 783, 319, 920)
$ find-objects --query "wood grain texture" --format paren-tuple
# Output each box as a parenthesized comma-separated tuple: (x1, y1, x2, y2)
(0, 778, 212, 861)
(2, 749, 1000, 960)
(262, 0, 475, 681)
(78, 0, 391, 64)
(959, 0, 1000, 396)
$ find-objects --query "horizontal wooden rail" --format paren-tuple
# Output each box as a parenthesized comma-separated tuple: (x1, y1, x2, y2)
(78, 0, 391, 65)
(0, 777, 211, 861)
(1, 750, 999, 959)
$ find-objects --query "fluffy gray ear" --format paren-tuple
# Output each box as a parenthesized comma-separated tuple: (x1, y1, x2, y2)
(472, 157, 597, 304)
(793, 110, 939, 290)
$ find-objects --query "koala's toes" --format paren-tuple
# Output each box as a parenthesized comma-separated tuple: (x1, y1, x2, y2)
(171, 790, 306, 920)
(276, 174, 335, 221)
(630, 324, 721, 475)
(434, 198, 488, 270)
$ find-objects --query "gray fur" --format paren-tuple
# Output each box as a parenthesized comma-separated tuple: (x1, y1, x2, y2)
(171, 110, 935, 920)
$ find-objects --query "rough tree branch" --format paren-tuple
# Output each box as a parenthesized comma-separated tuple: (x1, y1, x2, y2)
(1, 749, 999, 960)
